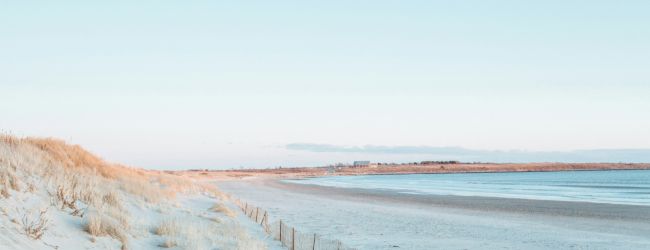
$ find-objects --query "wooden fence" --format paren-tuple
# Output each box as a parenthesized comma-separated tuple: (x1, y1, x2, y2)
(234, 199, 355, 250)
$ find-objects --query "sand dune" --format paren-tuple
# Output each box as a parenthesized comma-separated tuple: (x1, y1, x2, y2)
(0, 135, 277, 250)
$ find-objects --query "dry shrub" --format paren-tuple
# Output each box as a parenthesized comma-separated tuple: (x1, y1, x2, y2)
(154, 219, 180, 236)
(50, 173, 100, 216)
(0, 159, 19, 198)
(21, 207, 49, 240)
(1, 183, 9, 198)
(27, 182, 36, 193)
(84, 211, 128, 248)
(0, 168, 21, 192)
(210, 203, 236, 218)
(54, 184, 79, 212)
(85, 214, 103, 235)
(104, 205, 130, 230)
(102, 191, 121, 208)
(230, 224, 268, 250)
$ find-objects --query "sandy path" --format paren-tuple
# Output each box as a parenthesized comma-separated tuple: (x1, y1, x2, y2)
(218, 177, 650, 250)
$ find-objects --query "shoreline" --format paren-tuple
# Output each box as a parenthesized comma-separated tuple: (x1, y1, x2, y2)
(217, 176, 650, 250)
(181, 163, 650, 180)
(285, 167, 650, 179)
(266, 177, 650, 221)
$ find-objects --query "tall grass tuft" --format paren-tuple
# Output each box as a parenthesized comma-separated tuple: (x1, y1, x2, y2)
(210, 203, 236, 218)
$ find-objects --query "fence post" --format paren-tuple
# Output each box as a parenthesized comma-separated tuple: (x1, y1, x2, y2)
(244, 202, 247, 213)
(260, 211, 267, 226)
(255, 208, 259, 222)
(279, 220, 283, 246)
(312, 233, 317, 250)
(292, 227, 295, 250)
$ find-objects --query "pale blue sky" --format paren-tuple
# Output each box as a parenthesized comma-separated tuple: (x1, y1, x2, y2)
(2, 1, 650, 169)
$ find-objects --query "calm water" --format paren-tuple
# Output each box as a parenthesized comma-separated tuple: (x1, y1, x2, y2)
(286, 170, 650, 206)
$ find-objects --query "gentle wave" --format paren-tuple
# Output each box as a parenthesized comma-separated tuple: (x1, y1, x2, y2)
(286, 170, 650, 206)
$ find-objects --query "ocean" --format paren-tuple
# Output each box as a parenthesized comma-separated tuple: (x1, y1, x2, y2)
(285, 170, 650, 206)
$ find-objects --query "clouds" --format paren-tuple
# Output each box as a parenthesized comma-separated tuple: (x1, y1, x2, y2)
(286, 143, 650, 163)
(286, 143, 472, 154)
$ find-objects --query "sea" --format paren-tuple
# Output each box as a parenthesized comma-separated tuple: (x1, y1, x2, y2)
(285, 169, 650, 206)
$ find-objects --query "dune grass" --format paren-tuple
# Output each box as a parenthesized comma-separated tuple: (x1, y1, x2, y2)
(210, 203, 236, 218)
(84, 211, 129, 249)
(0, 134, 262, 249)
(154, 219, 180, 236)
(20, 207, 49, 240)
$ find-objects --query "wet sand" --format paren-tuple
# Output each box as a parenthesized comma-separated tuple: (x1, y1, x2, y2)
(218, 177, 650, 250)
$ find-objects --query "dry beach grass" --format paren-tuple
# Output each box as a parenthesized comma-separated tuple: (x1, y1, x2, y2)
(0, 134, 268, 250)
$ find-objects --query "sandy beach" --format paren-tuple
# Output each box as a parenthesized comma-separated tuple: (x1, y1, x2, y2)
(218, 177, 650, 250)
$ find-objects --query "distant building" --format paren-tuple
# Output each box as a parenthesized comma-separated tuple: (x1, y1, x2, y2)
(353, 161, 370, 167)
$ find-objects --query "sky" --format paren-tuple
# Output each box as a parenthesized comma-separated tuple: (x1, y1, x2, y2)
(2, 1, 650, 169)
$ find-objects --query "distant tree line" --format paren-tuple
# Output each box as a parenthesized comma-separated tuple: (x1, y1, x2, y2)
(418, 160, 460, 165)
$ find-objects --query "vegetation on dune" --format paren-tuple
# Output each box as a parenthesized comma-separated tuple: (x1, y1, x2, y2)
(0, 134, 262, 250)
(210, 203, 236, 218)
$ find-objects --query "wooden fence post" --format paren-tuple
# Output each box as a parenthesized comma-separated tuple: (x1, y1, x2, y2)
(234, 201, 348, 250)
(260, 211, 267, 226)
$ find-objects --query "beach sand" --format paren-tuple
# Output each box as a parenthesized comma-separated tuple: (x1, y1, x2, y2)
(218, 177, 650, 250)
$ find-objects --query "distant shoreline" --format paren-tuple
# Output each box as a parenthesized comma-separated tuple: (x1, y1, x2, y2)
(180, 162, 650, 180)
(285, 167, 650, 178)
